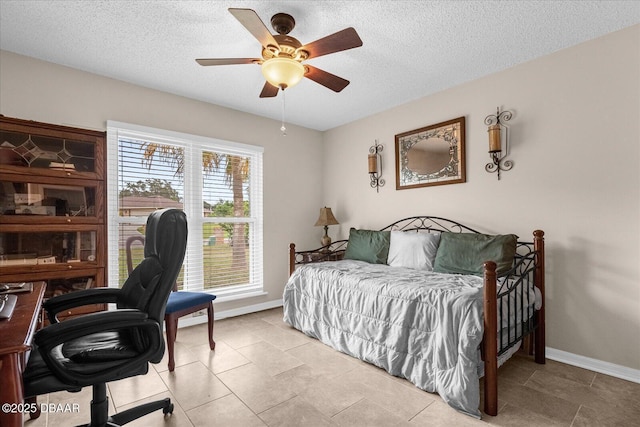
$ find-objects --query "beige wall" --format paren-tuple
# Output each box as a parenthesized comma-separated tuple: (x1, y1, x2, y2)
(0, 50, 324, 314)
(322, 25, 640, 370)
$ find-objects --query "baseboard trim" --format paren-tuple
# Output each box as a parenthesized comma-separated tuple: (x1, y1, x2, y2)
(215, 298, 284, 320)
(546, 347, 640, 384)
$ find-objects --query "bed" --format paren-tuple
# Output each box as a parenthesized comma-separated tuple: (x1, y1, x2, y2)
(283, 216, 545, 418)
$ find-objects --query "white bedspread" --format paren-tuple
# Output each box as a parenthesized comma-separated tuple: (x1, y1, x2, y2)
(283, 259, 487, 418)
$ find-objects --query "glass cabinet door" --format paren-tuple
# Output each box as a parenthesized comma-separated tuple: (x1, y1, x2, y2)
(0, 229, 98, 268)
(1, 174, 102, 224)
(0, 130, 96, 173)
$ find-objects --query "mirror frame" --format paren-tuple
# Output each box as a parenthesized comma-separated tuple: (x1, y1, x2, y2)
(394, 116, 466, 190)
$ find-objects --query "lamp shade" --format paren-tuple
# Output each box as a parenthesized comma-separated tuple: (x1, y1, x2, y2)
(314, 207, 339, 227)
(261, 57, 305, 89)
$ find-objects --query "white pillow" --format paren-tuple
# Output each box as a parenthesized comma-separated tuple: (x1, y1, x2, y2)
(387, 231, 441, 270)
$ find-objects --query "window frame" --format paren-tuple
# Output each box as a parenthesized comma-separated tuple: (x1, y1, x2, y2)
(106, 121, 264, 301)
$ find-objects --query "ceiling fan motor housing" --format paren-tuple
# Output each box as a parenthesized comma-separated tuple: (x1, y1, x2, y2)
(271, 13, 295, 35)
(262, 34, 308, 61)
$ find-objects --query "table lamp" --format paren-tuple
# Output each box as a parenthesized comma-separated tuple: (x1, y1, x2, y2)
(314, 207, 339, 247)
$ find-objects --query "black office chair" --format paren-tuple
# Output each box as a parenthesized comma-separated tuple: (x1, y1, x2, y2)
(23, 208, 187, 427)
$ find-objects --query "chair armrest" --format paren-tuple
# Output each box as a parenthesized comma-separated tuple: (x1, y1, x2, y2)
(43, 287, 122, 323)
(35, 309, 149, 347)
(34, 309, 162, 385)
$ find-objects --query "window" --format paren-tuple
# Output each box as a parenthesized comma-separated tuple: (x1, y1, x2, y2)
(106, 121, 263, 301)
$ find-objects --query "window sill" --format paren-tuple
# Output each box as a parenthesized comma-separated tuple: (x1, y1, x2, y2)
(201, 283, 266, 304)
(213, 289, 267, 303)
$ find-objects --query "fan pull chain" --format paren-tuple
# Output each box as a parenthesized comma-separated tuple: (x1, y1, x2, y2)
(280, 89, 287, 136)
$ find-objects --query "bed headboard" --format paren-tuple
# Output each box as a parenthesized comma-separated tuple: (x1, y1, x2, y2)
(290, 216, 485, 273)
(380, 216, 537, 260)
(289, 215, 541, 278)
(379, 216, 481, 234)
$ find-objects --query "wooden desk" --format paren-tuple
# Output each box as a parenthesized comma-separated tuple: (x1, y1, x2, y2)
(0, 282, 45, 427)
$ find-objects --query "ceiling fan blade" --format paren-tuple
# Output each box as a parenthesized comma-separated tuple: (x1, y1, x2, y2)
(304, 65, 350, 92)
(259, 81, 279, 98)
(229, 8, 279, 49)
(196, 58, 258, 66)
(300, 27, 363, 59)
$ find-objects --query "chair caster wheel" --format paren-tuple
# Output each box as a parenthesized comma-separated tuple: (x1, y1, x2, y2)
(163, 403, 174, 415)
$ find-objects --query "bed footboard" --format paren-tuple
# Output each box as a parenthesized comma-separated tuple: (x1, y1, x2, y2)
(483, 229, 545, 416)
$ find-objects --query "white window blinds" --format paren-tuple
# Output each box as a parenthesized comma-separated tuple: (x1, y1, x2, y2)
(106, 121, 263, 298)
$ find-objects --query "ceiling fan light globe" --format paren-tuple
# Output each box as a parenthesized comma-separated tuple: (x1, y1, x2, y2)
(261, 58, 305, 90)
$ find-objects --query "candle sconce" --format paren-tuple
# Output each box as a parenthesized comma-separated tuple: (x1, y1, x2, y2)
(368, 140, 385, 192)
(485, 107, 514, 180)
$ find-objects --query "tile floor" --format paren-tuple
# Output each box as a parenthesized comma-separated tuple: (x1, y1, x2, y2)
(25, 308, 640, 426)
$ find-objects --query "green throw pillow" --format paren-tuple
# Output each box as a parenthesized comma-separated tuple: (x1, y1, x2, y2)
(433, 232, 518, 275)
(343, 228, 391, 264)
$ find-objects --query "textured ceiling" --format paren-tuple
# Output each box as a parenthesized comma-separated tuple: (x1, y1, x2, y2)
(1, 1, 638, 131)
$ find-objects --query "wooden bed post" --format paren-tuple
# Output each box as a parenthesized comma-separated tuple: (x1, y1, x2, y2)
(533, 230, 546, 364)
(289, 243, 296, 276)
(483, 260, 498, 416)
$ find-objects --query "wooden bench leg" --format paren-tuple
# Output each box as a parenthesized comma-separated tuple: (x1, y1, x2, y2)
(207, 302, 216, 350)
(165, 314, 178, 372)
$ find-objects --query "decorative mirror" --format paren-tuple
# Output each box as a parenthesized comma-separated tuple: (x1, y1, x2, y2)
(394, 117, 466, 189)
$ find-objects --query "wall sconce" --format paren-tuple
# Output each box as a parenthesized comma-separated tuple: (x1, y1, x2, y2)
(484, 107, 514, 180)
(368, 140, 385, 192)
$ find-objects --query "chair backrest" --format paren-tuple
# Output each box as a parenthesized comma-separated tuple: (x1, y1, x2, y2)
(118, 209, 187, 325)
(126, 235, 179, 293)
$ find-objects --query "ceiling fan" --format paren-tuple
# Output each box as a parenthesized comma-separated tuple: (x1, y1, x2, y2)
(196, 8, 363, 98)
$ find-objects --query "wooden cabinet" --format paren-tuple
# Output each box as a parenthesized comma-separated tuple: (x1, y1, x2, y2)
(0, 116, 107, 318)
